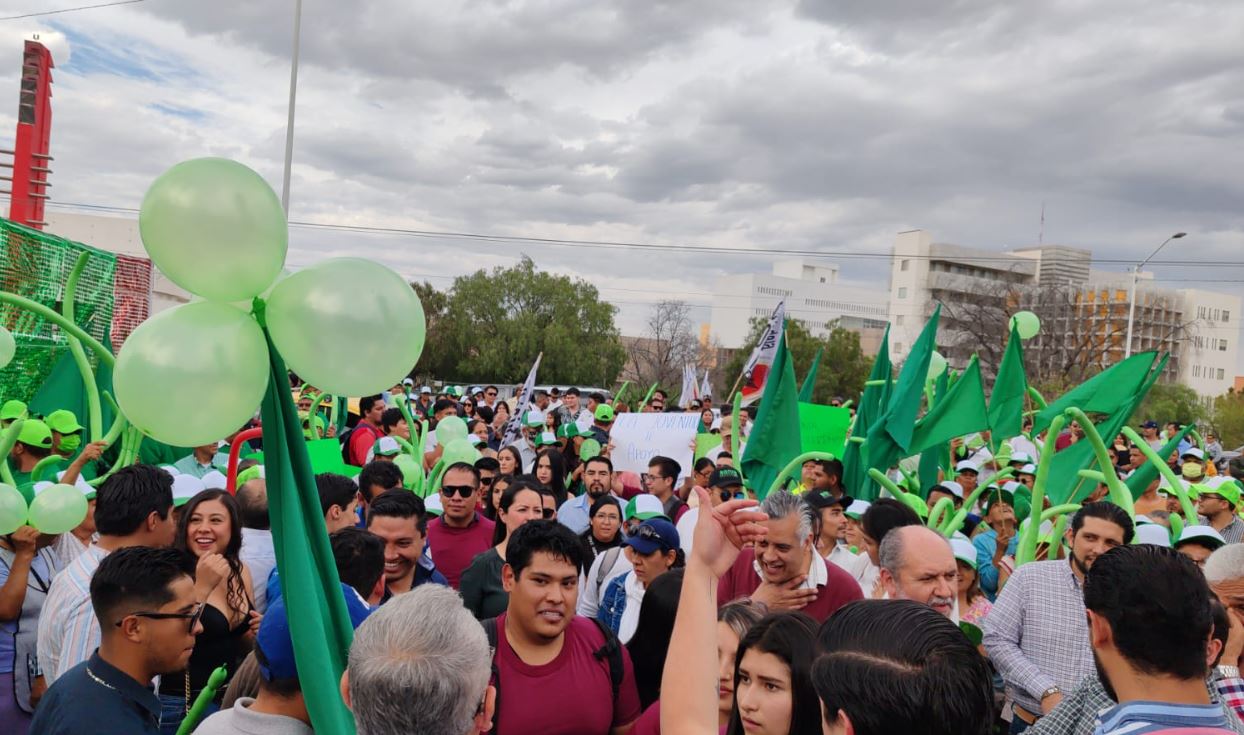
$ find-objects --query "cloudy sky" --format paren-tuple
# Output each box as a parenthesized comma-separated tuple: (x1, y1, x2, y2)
(2, 0, 1243, 372)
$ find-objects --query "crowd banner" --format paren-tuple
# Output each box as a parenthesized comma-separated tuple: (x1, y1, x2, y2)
(610, 412, 700, 477)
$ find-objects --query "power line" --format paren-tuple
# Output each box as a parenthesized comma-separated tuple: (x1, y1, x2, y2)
(0, 0, 146, 21)
(29, 199, 1244, 268)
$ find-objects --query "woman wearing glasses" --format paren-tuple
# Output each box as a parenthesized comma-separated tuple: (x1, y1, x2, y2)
(163, 489, 259, 734)
(579, 496, 624, 569)
(460, 478, 546, 619)
(598, 518, 684, 644)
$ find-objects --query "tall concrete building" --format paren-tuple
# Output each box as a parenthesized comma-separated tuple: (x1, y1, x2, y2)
(708, 259, 888, 353)
(887, 229, 1240, 397)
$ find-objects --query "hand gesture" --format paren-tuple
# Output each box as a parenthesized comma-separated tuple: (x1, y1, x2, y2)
(75, 441, 107, 465)
(1222, 606, 1244, 669)
(10, 525, 39, 557)
(325, 424, 338, 438)
(246, 609, 263, 638)
(996, 519, 1016, 552)
(689, 486, 768, 578)
(750, 575, 819, 611)
(195, 552, 229, 593)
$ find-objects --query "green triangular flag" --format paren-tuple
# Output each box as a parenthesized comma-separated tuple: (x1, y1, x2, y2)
(917, 367, 951, 492)
(908, 356, 989, 455)
(988, 325, 1027, 441)
(1030, 351, 1157, 436)
(841, 326, 891, 497)
(742, 331, 802, 499)
(798, 347, 822, 403)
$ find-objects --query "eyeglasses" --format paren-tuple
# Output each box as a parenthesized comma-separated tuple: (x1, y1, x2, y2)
(641, 473, 667, 482)
(116, 602, 205, 634)
(479, 475, 495, 486)
(485, 391, 497, 397)
(441, 485, 477, 498)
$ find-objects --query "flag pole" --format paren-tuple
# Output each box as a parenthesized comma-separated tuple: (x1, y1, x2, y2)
(280, 0, 303, 214)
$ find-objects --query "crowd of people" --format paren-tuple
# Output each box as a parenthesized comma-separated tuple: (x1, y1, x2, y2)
(1, 382, 1243, 735)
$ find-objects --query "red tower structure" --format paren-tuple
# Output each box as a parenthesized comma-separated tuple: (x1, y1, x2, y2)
(2, 39, 54, 229)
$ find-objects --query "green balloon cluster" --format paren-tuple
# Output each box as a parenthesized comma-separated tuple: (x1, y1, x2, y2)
(0, 483, 26, 535)
(435, 416, 469, 445)
(441, 438, 480, 467)
(114, 302, 269, 446)
(265, 258, 427, 397)
(0, 325, 15, 369)
(1010, 311, 1041, 340)
(394, 454, 421, 489)
(29, 483, 87, 534)
(139, 158, 288, 303)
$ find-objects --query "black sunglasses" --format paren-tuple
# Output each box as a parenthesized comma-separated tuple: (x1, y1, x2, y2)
(541, 508, 555, 519)
(441, 484, 477, 498)
(116, 602, 205, 634)
(479, 476, 496, 486)
(635, 524, 664, 542)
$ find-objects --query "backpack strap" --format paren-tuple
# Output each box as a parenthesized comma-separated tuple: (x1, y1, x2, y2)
(589, 617, 625, 705)
(596, 547, 621, 593)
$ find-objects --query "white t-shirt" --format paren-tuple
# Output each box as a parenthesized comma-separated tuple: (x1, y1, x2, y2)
(826, 545, 871, 581)
(677, 507, 700, 555)
(618, 572, 645, 644)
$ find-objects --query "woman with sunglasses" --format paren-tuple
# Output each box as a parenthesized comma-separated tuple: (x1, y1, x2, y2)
(598, 518, 684, 644)
(164, 489, 260, 734)
(460, 478, 545, 619)
(579, 496, 624, 569)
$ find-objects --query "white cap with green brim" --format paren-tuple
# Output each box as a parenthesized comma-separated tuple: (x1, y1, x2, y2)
(1176, 524, 1226, 550)
(1010, 451, 1033, 464)
(625, 494, 668, 522)
(374, 436, 401, 457)
(950, 537, 977, 570)
(1018, 464, 1037, 476)
(524, 410, 546, 428)
(172, 474, 206, 507)
(1135, 524, 1171, 547)
(844, 499, 871, 520)
(201, 470, 227, 490)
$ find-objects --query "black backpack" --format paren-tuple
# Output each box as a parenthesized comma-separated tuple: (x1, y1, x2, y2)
(481, 616, 625, 734)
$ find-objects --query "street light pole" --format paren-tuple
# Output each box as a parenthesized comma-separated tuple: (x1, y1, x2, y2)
(1124, 232, 1186, 358)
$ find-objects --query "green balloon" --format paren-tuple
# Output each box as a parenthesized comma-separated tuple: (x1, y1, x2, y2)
(579, 438, 602, 462)
(441, 438, 480, 467)
(436, 416, 469, 445)
(0, 483, 27, 535)
(394, 454, 422, 489)
(266, 258, 426, 397)
(0, 325, 14, 369)
(927, 350, 948, 380)
(28, 483, 87, 534)
(1010, 311, 1041, 340)
(139, 158, 288, 302)
(115, 302, 269, 447)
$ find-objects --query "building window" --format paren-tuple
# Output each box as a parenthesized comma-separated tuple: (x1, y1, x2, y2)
(1221, 340, 1228, 352)
(901, 259, 910, 272)
(896, 315, 905, 325)
(1198, 306, 1205, 318)
(1224, 310, 1231, 323)
(819, 277, 826, 283)
(898, 287, 908, 299)
(1193, 365, 1200, 377)
(1218, 369, 1225, 380)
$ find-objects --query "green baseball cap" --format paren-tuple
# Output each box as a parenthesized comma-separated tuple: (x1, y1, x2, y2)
(624, 494, 670, 522)
(535, 431, 559, 447)
(556, 423, 581, 440)
(594, 404, 615, 423)
(0, 400, 28, 422)
(44, 409, 83, 435)
(17, 419, 53, 449)
(1194, 479, 1241, 509)
(523, 410, 546, 428)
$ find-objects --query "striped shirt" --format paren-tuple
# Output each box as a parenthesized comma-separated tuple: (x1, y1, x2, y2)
(1030, 674, 1244, 735)
(1095, 701, 1235, 734)
(38, 544, 108, 683)
(983, 558, 1094, 714)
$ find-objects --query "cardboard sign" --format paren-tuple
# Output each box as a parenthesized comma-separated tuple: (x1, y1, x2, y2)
(610, 413, 700, 477)
(798, 403, 851, 459)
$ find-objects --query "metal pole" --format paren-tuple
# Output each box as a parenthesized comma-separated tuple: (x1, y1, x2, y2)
(1124, 266, 1138, 359)
(280, 0, 303, 215)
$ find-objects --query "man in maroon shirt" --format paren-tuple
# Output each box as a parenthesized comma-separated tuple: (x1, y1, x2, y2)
(717, 489, 862, 622)
(493, 520, 641, 734)
(425, 462, 495, 589)
(348, 395, 387, 467)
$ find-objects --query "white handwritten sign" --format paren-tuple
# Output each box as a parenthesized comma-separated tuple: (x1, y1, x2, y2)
(609, 413, 700, 478)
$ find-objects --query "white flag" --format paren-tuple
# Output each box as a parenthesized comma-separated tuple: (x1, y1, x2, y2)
(740, 300, 785, 406)
(501, 353, 542, 448)
(700, 370, 712, 399)
(678, 364, 697, 408)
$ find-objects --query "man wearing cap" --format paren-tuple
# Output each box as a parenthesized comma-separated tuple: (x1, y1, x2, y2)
(1140, 420, 1163, 450)
(677, 467, 742, 555)
(878, 526, 959, 620)
(1198, 480, 1244, 545)
(806, 489, 869, 579)
(974, 484, 1020, 601)
(705, 414, 744, 464)
(955, 460, 980, 496)
(717, 489, 862, 622)
(1174, 525, 1226, 568)
(558, 456, 614, 535)
(926, 481, 964, 515)
(44, 409, 84, 460)
(8, 419, 54, 497)
(589, 403, 614, 447)
(196, 584, 372, 735)
(1181, 447, 1209, 483)
(367, 436, 402, 464)
(0, 399, 27, 428)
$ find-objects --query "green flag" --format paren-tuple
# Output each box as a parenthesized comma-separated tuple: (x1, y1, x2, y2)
(988, 325, 1027, 441)
(1031, 351, 1157, 435)
(1125, 423, 1195, 500)
(841, 326, 891, 497)
(742, 332, 802, 499)
(908, 355, 989, 455)
(258, 323, 357, 734)
(798, 347, 822, 403)
(917, 367, 951, 491)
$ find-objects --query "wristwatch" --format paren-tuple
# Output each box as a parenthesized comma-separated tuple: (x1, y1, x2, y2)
(1040, 686, 1061, 701)
(1217, 665, 1241, 679)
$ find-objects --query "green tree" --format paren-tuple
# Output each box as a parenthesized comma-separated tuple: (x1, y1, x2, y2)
(1134, 382, 1206, 427)
(1211, 389, 1244, 448)
(723, 318, 871, 404)
(411, 280, 453, 380)
(432, 256, 625, 384)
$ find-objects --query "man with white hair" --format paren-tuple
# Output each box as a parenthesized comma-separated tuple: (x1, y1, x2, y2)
(878, 525, 959, 619)
(342, 585, 495, 735)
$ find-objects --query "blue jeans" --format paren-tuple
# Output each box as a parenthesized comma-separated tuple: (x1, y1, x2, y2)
(158, 692, 218, 735)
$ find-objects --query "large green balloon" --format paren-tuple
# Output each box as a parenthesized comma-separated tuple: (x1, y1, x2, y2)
(0, 325, 14, 369)
(114, 302, 269, 446)
(29, 483, 87, 534)
(436, 416, 469, 445)
(927, 351, 948, 380)
(394, 454, 422, 489)
(579, 438, 602, 462)
(139, 158, 288, 302)
(0, 483, 26, 535)
(265, 258, 426, 397)
(1010, 311, 1041, 340)
(441, 438, 481, 467)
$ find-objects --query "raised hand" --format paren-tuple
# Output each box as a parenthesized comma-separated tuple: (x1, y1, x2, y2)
(689, 486, 768, 578)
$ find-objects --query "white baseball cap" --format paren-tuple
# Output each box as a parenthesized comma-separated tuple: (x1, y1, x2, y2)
(172, 474, 206, 507)
(1181, 447, 1205, 461)
(955, 460, 979, 474)
(1018, 463, 1037, 475)
(200, 470, 227, 490)
(374, 436, 401, 457)
(1135, 524, 1171, 547)
(1009, 451, 1033, 464)
(935, 481, 965, 499)
(950, 537, 978, 570)
(844, 499, 871, 520)
(1176, 524, 1226, 550)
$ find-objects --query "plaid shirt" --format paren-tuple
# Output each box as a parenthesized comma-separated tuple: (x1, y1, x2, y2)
(983, 558, 1093, 714)
(1029, 674, 1244, 735)
(1215, 673, 1244, 726)
(37, 544, 108, 683)
(1218, 517, 1244, 546)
